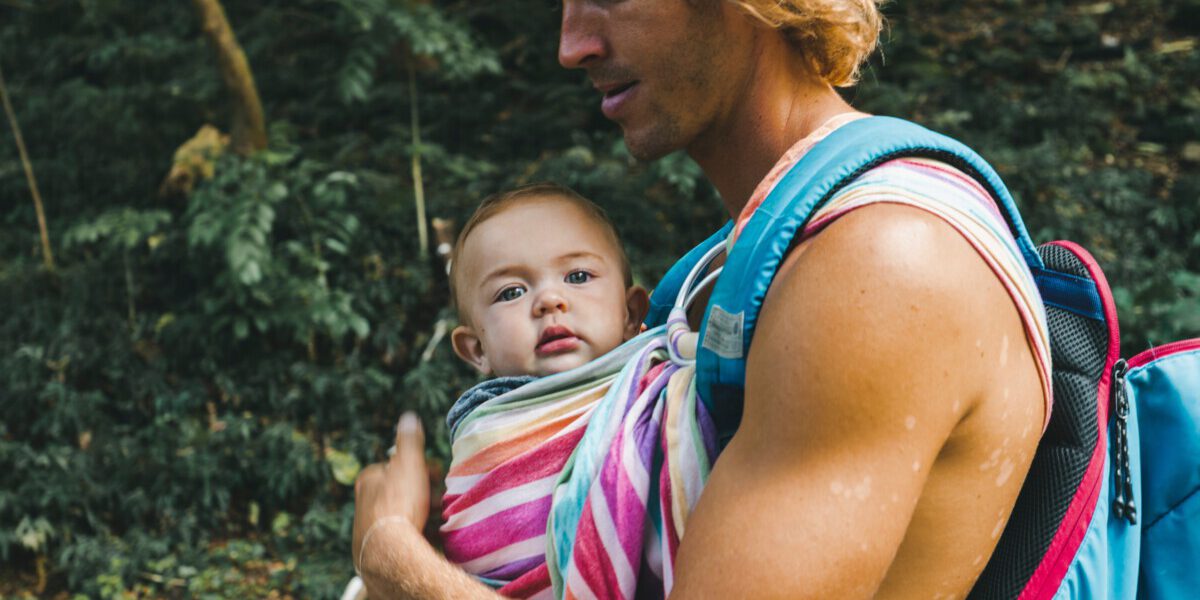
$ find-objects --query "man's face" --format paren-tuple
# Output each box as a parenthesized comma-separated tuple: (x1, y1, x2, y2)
(558, 0, 756, 160)
(451, 197, 641, 377)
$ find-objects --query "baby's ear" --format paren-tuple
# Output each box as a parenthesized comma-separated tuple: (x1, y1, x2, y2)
(451, 325, 491, 375)
(623, 285, 650, 340)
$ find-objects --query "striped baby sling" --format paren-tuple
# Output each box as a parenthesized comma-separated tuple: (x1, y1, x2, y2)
(646, 116, 1200, 599)
(442, 294, 722, 596)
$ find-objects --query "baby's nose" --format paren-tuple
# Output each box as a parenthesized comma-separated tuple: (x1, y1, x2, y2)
(535, 290, 569, 315)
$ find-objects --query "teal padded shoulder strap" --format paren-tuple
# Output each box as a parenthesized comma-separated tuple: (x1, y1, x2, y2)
(645, 221, 733, 328)
(694, 116, 1041, 442)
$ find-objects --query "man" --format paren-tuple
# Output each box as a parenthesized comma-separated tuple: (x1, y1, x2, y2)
(353, 1, 1047, 598)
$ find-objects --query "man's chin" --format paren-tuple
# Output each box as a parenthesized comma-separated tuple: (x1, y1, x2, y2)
(621, 124, 683, 162)
(623, 136, 676, 162)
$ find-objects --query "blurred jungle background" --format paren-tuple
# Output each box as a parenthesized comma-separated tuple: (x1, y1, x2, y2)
(1, 0, 1197, 597)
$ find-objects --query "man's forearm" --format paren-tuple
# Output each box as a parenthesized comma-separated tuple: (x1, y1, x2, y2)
(358, 519, 501, 600)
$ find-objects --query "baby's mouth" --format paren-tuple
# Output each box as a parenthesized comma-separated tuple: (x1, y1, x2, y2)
(536, 325, 580, 356)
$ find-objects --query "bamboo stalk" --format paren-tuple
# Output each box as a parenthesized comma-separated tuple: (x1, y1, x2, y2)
(407, 57, 429, 259)
(0, 63, 55, 270)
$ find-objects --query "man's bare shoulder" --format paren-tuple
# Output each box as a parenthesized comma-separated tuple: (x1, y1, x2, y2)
(751, 202, 1027, 414)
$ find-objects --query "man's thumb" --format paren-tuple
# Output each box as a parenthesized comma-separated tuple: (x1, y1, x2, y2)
(393, 412, 425, 463)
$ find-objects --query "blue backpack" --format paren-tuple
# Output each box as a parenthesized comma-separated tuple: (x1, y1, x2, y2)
(646, 116, 1200, 599)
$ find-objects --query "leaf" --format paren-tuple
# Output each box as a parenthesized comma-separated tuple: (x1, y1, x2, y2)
(323, 238, 348, 255)
(324, 447, 361, 486)
(272, 512, 291, 537)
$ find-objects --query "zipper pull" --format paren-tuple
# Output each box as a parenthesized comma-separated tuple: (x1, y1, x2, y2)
(1111, 359, 1137, 525)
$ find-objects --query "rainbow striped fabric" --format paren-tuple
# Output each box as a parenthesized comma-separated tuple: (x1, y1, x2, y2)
(442, 316, 718, 599)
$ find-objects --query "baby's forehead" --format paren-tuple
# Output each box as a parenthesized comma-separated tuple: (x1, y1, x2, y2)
(455, 197, 622, 282)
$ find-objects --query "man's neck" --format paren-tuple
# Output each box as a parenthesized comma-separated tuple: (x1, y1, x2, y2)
(686, 39, 856, 219)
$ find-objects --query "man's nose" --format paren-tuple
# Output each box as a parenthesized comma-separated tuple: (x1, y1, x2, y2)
(558, 1, 606, 69)
(534, 288, 569, 316)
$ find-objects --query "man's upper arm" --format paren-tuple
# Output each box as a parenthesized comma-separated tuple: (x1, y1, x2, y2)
(670, 204, 1017, 598)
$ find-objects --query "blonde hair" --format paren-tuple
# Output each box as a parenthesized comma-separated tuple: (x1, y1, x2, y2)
(731, 0, 886, 87)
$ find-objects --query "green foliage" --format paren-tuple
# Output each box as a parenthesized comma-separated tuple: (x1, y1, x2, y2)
(1, 0, 1196, 597)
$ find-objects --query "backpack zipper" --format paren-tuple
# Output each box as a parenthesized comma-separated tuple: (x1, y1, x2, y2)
(1126, 338, 1200, 369)
(1110, 358, 1137, 525)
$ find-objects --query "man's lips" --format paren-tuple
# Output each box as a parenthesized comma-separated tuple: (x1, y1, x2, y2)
(536, 325, 581, 356)
(597, 81, 638, 120)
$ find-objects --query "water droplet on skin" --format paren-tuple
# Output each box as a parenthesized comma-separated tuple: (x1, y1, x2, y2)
(891, 493, 900, 503)
(952, 399, 961, 413)
(854, 477, 872, 500)
(996, 458, 1015, 486)
(905, 415, 917, 430)
(1000, 334, 1010, 367)
(860, 542, 869, 551)
(991, 518, 1007, 539)
(973, 554, 984, 566)
(912, 460, 921, 472)
(989, 448, 1002, 461)
(831, 480, 844, 495)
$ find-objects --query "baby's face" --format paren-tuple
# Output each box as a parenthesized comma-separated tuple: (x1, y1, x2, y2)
(451, 197, 642, 377)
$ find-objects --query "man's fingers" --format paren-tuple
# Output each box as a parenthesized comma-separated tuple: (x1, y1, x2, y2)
(392, 411, 425, 469)
(354, 462, 383, 494)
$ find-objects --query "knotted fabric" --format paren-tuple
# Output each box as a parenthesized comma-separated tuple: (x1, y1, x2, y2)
(441, 312, 719, 599)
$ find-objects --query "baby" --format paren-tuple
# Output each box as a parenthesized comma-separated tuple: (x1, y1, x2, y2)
(448, 182, 648, 379)
(440, 183, 712, 597)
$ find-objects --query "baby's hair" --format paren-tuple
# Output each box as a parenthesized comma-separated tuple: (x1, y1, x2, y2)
(449, 182, 633, 321)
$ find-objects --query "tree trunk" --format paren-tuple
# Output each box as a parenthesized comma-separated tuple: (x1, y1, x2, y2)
(0, 63, 55, 271)
(191, 0, 267, 155)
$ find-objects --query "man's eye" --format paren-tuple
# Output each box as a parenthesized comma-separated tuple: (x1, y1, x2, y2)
(497, 286, 526, 302)
(565, 271, 591, 284)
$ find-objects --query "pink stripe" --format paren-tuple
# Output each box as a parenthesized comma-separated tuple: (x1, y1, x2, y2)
(659, 453, 680, 563)
(442, 496, 553, 563)
(572, 498, 625, 599)
(598, 428, 648, 565)
(442, 427, 582, 518)
(499, 563, 552, 599)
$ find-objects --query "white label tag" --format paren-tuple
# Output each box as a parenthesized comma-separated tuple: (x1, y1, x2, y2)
(702, 305, 744, 359)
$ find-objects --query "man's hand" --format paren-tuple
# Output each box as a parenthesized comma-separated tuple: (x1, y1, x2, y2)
(350, 413, 500, 599)
(353, 412, 431, 571)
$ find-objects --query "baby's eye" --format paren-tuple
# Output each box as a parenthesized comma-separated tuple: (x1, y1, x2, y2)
(496, 286, 526, 302)
(565, 271, 592, 284)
